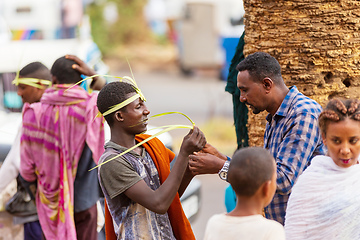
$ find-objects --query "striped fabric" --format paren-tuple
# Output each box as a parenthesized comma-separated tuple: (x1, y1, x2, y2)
(20, 85, 104, 240)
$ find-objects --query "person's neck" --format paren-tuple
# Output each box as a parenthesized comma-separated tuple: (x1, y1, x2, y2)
(226, 196, 265, 217)
(267, 85, 289, 116)
(110, 129, 137, 149)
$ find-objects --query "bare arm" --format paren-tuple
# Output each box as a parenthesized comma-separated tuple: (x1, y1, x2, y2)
(177, 167, 194, 198)
(124, 126, 206, 214)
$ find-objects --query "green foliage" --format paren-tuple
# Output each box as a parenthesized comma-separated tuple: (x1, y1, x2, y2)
(87, 0, 156, 56)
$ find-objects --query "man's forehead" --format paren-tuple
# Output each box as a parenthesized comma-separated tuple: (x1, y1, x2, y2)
(237, 71, 252, 87)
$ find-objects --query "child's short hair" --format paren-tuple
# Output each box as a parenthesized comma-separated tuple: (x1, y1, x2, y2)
(96, 81, 137, 126)
(227, 147, 275, 197)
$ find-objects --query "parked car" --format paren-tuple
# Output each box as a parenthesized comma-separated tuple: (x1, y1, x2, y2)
(0, 0, 109, 112)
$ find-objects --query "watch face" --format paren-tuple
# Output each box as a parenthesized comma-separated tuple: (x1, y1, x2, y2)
(220, 171, 227, 180)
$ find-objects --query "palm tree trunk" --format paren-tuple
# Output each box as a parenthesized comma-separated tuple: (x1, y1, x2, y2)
(243, 0, 360, 146)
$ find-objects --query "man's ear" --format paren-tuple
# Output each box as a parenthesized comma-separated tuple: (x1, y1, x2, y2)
(51, 75, 58, 85)
(114, 111, 124, 122)
(262, 77, 273, 92)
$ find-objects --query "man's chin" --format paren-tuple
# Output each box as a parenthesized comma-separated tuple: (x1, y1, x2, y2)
(252, 108, 262, 114)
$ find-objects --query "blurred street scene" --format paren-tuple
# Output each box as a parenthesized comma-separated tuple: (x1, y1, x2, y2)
(0, 0, 244, 239)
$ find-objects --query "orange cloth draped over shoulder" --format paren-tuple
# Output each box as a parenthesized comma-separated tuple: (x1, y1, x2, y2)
(104, 134, 196, 240)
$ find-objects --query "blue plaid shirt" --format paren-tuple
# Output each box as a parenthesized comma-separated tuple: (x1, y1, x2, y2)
(263, 86, 325, 224)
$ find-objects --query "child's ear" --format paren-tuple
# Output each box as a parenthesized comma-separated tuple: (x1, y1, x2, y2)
(262, 181, 270, 197)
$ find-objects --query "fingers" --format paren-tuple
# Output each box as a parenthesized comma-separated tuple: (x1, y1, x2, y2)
(191, 126, 206, 149)
(65, 54, 82, 63)
(65, 54, 96, 76)
(71, 64, 81, 71)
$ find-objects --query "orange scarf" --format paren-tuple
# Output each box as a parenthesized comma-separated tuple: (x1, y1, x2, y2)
(104, 134, 195, 240)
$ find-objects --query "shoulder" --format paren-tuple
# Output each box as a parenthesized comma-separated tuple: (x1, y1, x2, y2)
(22, 102, 43, 123)
(291, 90, 322, 116)
(207, 213, 227, 223)
(99, 150, 131, 171)
(261, 218, 286, 239)
(205, 214, 228, 233)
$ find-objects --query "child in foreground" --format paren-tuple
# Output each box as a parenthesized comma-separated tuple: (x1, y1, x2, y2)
(204, 147, 285, 240)
(96, 81, 206, 240)
(285, 98, 360, 239)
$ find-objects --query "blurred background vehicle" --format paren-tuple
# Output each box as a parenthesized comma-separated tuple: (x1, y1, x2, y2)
(143, 0, 244, 80)
(0, 2, 202, 237)
(0, 0, 109, 112)
(0, 0, 240, 239)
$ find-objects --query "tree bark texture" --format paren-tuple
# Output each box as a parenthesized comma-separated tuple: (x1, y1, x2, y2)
(243, 0, 360, 146)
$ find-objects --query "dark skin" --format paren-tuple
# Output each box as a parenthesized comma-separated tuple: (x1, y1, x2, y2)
(63, 54, 106, 90)
(111, 92, 207, 214)
(188, 70, 288, 175)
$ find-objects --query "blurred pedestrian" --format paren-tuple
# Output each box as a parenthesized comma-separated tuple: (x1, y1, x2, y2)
(20, 55, 105, 240)
(0, 61, 51, 240)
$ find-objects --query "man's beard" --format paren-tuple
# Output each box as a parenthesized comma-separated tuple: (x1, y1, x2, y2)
(252, 108, 261, 114)
(248, 104, 261, 114)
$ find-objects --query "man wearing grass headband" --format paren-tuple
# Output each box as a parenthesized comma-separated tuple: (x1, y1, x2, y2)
(1, 61, 51, 240)
(96, 81, 206, 240)
(19, 55, 106, 240)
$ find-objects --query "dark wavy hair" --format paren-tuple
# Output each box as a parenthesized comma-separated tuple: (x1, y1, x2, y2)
(236, 52, 283, 84)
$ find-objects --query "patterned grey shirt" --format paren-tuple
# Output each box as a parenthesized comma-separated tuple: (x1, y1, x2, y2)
(98, 141, 176, 240)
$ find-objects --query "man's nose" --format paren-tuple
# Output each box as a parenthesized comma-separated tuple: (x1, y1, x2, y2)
(17, 88, 22, 97)
(239, 95, 246, 103)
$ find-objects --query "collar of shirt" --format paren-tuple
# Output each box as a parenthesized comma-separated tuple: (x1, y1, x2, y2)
(266, 86, 298, 123)
(105, 140, 146, 158)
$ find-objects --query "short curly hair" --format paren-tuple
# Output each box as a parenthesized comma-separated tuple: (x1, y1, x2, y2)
(96, 81, 137, 126)
(236, 52, 283, 84)
(318, 98, 360, 136)
(50, 56, 81, 84)
(19, 61, 51, 80)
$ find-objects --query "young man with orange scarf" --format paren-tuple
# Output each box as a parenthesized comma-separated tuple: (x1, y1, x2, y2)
(96, 81, 206, 240)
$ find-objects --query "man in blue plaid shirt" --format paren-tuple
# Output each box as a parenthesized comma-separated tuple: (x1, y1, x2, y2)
(189, 52, 325, 225)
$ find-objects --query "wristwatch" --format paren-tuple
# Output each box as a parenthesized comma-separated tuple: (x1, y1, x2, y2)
(218, 158, 231, 181)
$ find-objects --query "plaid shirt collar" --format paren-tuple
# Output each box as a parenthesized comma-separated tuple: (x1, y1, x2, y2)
(266, 86, 298, 123)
